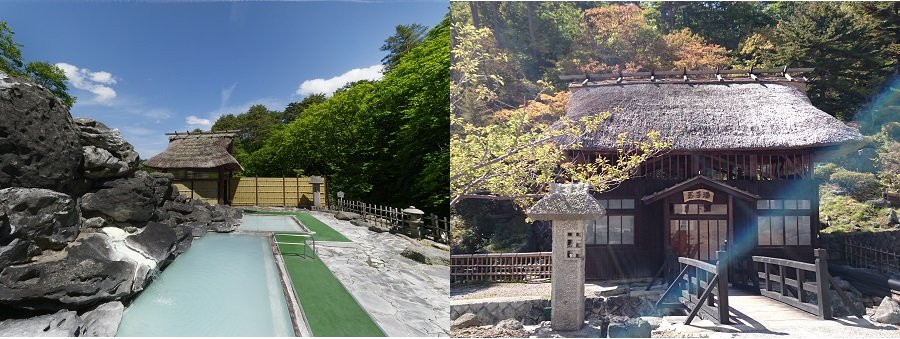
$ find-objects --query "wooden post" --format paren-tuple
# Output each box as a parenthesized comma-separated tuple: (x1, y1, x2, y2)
(796, 268, 803, 302)
(254, 177, 259, 206)
(282, 177, 286, 207)
(815, 248, 832, 320)
(779, 265, 786, 297)
(716, 250, 730, 324)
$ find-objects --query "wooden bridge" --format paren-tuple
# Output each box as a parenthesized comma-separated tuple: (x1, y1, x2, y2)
(657, 248, 864, 325)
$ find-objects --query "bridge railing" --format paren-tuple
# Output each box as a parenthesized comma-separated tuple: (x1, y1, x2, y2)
(752, 248, 863, 320)
(656, 250, 730, 325)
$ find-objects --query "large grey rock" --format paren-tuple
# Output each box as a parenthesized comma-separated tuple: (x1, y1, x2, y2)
(0, 238, 32, 268)
(146, 172, 174, 206)
(0, 309, 83, 336)
(125, 221, 177, 263)
(80, 174, 158, 223)
(81, 146, 134, 180)
(874, 297, 900, 325)
(451, 312, 481, 329)
(607, 317, 651, 338)
(334, 211, 360, 220)
(209, 221, 237, 233)
(74, 118, 139, 180)
(79, 301, 125, 337)
(596, 285, 628, 297)
(496, 318, 523, 330)
(0, 72, 82, 193)
(0, 188, 80, 252)
(0, 234, 139, 311)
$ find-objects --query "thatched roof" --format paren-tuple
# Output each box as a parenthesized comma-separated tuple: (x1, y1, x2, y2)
(145, 133, 243, 171)
(527, 183, 606, 221)
(563, 81, 864, 151)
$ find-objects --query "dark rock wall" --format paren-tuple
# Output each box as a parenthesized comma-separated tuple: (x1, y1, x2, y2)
(0, 73, 82, 193)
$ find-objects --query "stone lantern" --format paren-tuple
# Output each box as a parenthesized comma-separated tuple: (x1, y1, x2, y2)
(336, 191, 345, 211)
(402, 206, 424, 238)
(527, 183, 605, 331)
(309, 176, 324, 209)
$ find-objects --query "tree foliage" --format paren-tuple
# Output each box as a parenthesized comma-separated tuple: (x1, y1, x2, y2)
(380, 24, 427, 73)
(0, 21, 75, 108)
(213, 16, 450, 215)
(451, 21, 671, 212)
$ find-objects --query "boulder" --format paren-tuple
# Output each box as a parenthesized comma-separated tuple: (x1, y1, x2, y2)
(0, 72, 82, 193)
(874, 297, 900, 325)
(334, 211, 360, 221)
(496, 318, 523, 330)
(607, 317, 651, 338)
(451, 312, 481, 329)
(0, 310, 83, 336)
(82, 216, 107, 229)
(79, 301, 125, 337)
(185, 221, 208, 238)
(80, 174, 158, 223)
(596, 285, 629, 297)
(889, 209, 899, 226)
(0, 238, 32, 268)
(81, 146, 134, 180)
(400, 245, 450, 266)
(0, 234, 139, 311)
(0, 188, 80, 252)
(73, 118, 139, 180)
(124, 222, 177, 263)
(209, 221, 237, 233)
(171, 224, 193, 255)
(146, 172, 174, 205)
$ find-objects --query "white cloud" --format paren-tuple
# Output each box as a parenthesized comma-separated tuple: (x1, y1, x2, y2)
(296, 64, 383, 97)
(55, 62, 118, 103)
(220, 83, 237, 110)
(186, 115, 212, 129)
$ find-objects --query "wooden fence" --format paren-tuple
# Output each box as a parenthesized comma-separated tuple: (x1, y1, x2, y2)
(844, 240, 900, 274)
(173, 176, 326, 208)
(450, 252, 552, 284)
(330, 199, 449, 243)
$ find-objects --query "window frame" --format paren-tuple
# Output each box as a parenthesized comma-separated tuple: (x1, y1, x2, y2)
(756, 199, 813, 247)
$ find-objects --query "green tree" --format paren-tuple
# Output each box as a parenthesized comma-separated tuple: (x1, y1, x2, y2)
(380, 24, 427, 73)
(0, 21, 75, 108)
(646, 2, 773, 51)
(281, 93, 326, 124)
(771, 2, 894, 120)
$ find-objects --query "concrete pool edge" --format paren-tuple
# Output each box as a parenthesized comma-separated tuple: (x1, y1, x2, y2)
(270, 236, 312, 337)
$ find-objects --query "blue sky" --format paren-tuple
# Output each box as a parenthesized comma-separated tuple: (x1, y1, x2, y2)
(1, 1, 447, 157)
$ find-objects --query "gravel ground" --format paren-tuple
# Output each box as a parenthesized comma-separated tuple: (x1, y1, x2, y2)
(451, 282, 650, 300)
(652, 315, 900, 338)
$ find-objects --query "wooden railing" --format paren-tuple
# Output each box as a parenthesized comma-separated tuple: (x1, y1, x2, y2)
(656, 251, 730, 325)
(451, 252, 552, 284)
(752, 249, 863, 319)
(329, 198, 449, 243)
(844, 240, 900, 274)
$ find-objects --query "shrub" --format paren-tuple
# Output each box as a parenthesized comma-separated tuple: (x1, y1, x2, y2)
(815, 162, 840, 180)
(829, 169, 883, 200)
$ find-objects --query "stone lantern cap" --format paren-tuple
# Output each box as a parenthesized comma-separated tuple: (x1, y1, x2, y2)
(527, 183, 606, 221)
(309, 176, 325, 184)
(402, 206, 424, 215)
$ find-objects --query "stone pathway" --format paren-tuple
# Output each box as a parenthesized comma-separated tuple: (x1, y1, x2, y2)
(306, 211, 450, 336)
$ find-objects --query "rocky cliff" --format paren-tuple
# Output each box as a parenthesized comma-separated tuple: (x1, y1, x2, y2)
(0, 71, 241, 335)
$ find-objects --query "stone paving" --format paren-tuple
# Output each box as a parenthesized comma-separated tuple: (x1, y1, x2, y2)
(306, 211, 450, 336)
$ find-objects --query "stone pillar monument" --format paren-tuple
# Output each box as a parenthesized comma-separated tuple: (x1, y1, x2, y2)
(527, 183, 605, 331)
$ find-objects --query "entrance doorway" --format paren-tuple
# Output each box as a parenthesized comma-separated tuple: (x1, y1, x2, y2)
(667, 201, 730, 261)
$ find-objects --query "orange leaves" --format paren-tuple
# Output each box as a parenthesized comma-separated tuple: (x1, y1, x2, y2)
(660, 28, 731, 70)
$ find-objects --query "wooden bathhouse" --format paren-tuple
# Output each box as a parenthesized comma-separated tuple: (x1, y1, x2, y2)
(145, 131, 243, 205)
(558, 69, 864, 283)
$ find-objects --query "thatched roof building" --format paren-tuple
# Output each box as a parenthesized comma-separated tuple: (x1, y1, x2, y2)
(563, 81, 863, 151)
(145, 132, 243, 171)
